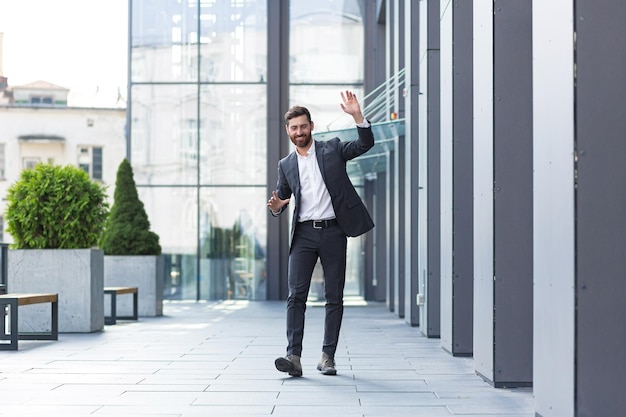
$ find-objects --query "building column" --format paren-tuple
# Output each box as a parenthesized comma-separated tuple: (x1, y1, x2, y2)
(473, 0, 533, 387)
(266, 0, 290, 300)
(534, 1, 626, 415)
(364, 174, 387, 302)
(389, 0, 406, 318)
(416, 0, 441, 336)
(440, 0, 474, 356)
(403, 0, 420, 327)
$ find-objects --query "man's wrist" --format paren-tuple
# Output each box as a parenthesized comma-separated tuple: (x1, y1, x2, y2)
(356, 119, 370, 128)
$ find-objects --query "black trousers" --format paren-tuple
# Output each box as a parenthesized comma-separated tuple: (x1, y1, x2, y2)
(286, 221, 347, 357)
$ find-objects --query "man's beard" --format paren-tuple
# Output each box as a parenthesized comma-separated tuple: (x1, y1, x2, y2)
(290, 133, 312, 149)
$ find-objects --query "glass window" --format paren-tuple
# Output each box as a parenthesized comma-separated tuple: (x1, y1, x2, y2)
(199, 186, 267, 300)
(131, 0, 199, 82)
(131, 84, 199, 186)
(92, 147, 103, 180)
(23, 157, 40, 170)
(0, 143, 5, 179)
(199, 84, 266, 185)
(138, 186, 199, 300)
(290, 0, 364, 84)
(199, 0, 267, 82)
(289, 0, 366, 299)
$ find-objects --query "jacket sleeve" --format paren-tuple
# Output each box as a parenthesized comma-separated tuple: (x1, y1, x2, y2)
(270, 159, 292, 216)
(339, 123, 375, 161)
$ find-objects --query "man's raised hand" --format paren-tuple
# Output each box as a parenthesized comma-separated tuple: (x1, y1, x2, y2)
(340, 90, 365, 124)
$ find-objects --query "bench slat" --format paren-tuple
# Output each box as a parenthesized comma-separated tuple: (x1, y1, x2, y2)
(104, 287, 137, 295)
(0, 293, 58, 306)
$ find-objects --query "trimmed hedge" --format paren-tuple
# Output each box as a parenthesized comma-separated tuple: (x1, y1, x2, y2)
(99, 159, 161, 255)
(5, 163, 109, 249)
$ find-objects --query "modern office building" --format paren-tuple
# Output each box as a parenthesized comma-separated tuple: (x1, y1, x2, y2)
(128, 1, 626, 416)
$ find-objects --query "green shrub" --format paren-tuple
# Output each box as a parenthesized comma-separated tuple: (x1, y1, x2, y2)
(99, 159, 161, 255)
(5, 163, 109, 249)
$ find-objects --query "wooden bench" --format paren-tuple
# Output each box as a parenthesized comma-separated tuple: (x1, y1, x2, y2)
(104, 287, 138, 325)
(0, 293, 59, 350)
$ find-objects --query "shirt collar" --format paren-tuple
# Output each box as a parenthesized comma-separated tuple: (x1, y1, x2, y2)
(297, 139, 316, 158)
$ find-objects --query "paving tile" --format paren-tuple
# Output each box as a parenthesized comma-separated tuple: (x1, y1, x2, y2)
(0, 300, 534, 416)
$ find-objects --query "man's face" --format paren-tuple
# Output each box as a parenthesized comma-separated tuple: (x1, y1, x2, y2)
(286, 115, 314, 150)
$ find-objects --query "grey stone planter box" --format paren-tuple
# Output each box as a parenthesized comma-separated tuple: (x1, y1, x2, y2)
(103, 255, 163, 317)
(8, 249, 104, 333)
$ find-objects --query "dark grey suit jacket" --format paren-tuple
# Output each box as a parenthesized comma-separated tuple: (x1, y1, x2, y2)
(271, 125, 375, 245)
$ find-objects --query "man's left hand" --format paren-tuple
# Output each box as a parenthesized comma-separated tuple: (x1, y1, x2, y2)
(340, 90, 365, 124)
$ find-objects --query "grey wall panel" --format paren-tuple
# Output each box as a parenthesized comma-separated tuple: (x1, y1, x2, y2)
(451, 0, 473, 356)
(266, 0, 290, 300)
(472, 0, 494, 380)
(394, 135, 405, 319)
(423, 0, 442, 338)
(389, 0, 405, 319)
(364, 0, 387, 93)
(387, 152, 395, 311)
(372, 174, 387, 301)
(417, 0, 441, 336)
(404, 0, 420, 327)
(418, 0, 430, 331)
(439, 0, 454, 352)
(364, 179, 376, 301)
(426, 47, 441, 337)
(492, 0, 533, 386)
(575, 2, 626, 415)
(532, 0, 575, 414)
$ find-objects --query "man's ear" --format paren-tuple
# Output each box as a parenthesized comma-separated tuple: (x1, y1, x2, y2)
(310, 120, 315, 132)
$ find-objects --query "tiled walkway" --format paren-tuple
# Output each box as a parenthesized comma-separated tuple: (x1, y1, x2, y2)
(0, 300, 534, 416)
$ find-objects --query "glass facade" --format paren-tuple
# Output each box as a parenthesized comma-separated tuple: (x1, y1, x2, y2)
(129, 0, 365, 300)
(289, 0, 366, 299)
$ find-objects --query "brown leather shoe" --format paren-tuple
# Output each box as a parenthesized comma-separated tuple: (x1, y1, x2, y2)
(316, 352, 337, 375)
(275, 355, 302, 377)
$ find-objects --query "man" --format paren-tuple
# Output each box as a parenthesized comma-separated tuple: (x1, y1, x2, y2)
(267, 90, 375, 377)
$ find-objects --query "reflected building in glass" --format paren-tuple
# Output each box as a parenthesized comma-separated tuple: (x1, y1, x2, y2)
(128, 0, 367, 301)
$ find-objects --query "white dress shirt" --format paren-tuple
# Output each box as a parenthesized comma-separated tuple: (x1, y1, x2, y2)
(297, 140, 336, 222)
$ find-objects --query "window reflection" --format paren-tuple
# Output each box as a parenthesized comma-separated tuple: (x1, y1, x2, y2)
(129, 0, 366, 301)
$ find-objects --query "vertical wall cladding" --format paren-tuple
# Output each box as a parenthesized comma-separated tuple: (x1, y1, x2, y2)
(387, 154, 395, 312)
(439, 0, 454, 352)
(389, 0, 405, 319)
(471, 0, 495, 381)
(402, 0, 420, 327)
(440, 0, 475, 355)
(532, 1, 575, 415)
(575, 2, 626, 415)
(375, 173, 388, 301)
(426, 0, 441, 338)
(492, 0, 533, 386)
(266, 0, 290, 300)
(416, 0, 441, 335)
(451, 0, 474, 356)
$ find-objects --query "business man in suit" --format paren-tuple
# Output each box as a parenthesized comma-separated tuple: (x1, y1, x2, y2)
(267, 90, 375, 377)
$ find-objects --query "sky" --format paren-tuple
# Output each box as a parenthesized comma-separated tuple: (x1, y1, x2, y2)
(0, 0, 128, 108)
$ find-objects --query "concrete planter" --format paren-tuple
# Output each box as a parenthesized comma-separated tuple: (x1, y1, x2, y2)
(8, 249, 104, 333)
(103, 255, 163, 317)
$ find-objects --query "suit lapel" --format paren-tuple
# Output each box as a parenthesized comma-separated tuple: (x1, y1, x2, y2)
(314, 140, 327, 183)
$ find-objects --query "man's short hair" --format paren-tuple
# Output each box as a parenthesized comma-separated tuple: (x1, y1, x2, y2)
(284, 106, 311, 124)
